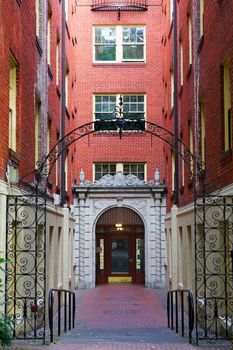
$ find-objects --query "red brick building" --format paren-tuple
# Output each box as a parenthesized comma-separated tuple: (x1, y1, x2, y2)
(164, 0, 233, 294)
(1, 0, 233, 341)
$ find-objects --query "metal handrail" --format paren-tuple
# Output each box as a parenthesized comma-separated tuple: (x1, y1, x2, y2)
(167, 289, 194, 344)
(48, 288, 76, 343)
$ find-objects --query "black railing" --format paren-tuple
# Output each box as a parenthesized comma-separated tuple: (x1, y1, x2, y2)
(91, 0, 148, 11)
(167, 289, 194, 344)
(48, 288, 75, 343)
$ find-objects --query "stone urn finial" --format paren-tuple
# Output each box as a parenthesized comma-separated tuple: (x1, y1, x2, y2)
(79, 169, 85, 184)
(154, 168, 160, 185)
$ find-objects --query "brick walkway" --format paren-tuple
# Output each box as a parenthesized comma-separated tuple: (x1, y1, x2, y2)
(11, 285, 232, 350)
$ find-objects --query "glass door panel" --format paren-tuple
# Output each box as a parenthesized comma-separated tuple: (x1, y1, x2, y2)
(136, 238, 144, 273)
(96, 238, 104, 275)
(111, 239, 129, 274)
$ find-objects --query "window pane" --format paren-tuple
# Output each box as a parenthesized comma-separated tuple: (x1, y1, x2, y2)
(129, 27, 137, 43)
(136, 28, 144, 42)
(103, 103, 110, 112)
(138, 172, 144, 180)
(123, 164, 130, 173)
(123, 45, 144, 60)
(131, 165, 137, 173)
(95, 46, 116, 61)
(122, 28, 130, 43)
(110, 164, 116, 173)
(95, 173, 101, 180)
(95, 96, 101, 102)
(138, 96, 144, 102)
(95, 164, 101, 172)
(95, 113, 108, 120)
(138, 164, 144, 172)
(138, 104, 144, 111)
(95, 27, 116, 44)
(123, 96, 129, 102)
(130, 96, 137, 102)
(131, 104, 137, 111)
(103, 164, 109, 173)
(110, 96, 116, 103)
(95, 104, 101, 112)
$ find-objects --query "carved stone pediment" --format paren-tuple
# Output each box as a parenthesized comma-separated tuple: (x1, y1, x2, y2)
(94, 172, 145, 187)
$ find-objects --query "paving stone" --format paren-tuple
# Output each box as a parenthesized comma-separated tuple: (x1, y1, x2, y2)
(11, 285, 232, 350)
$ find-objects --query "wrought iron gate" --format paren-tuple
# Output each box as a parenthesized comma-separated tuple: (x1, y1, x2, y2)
(6, 192, 46, 339)
(195, 193, 233, 343)
(4, 115, 233, 343)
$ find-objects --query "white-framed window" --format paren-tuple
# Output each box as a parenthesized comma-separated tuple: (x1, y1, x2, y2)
(94, 94, 146, 120)
(35, 0, 40, 38)
(123, 163, 145, 180)
(222, 57, 232, 151)
(94, 25, 145, 63)
(56, 38, 60, 86)
(188, 14, 192, 65)
(35, 98, 40, 168)
(9, 54, 17, 152)
(179, 37, 183, 86)
(200, 0, 204, 37)
(47, 9, 51, 65)
(94, 162, 146, 181)
(95, 163, 117, 181)
(170, 66, 174, 109)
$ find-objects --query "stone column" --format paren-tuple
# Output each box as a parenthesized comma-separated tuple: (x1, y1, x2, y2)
(62, 207, 70, 289)
(171, 204, 178, 289)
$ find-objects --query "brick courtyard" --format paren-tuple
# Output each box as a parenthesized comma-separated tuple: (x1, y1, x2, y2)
(10, 285, 232, 350)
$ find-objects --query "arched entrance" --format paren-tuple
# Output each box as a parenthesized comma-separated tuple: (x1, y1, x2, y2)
(96, 207, 144, 284)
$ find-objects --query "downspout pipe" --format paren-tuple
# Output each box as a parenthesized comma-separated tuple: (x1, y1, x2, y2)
(61, 0, 66, 205)
(173, 0, 179, 205)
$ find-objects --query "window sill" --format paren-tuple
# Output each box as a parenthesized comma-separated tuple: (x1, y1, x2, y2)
(186, 64, 192, 81)
(9, 148, 20, 166)
(221, 149, 232, 165)
(36, 36, 43, 56)
(92, 62, 146, 67)
(48, 64, 53, 80)
(197, 35, 204, 55)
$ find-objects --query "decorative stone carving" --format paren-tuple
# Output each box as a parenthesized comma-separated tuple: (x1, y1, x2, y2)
(93, 200, 105, 210)
(147, 168, 161, 187)
(94, 172, 145, 187)
(79, 169, 85, 184)
(132, 199, 147, 209)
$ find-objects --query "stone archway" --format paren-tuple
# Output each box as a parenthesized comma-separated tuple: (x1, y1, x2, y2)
(73, 171, 166, 289)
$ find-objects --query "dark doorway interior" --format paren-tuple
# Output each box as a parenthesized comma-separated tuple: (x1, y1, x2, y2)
(96, 207, 145, 284)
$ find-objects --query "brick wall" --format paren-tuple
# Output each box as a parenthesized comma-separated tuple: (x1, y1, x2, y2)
(163, 0, 233, 211)
(72, 2, 165, 184)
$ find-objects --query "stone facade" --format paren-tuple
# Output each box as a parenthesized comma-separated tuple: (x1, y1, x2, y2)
(73, 172, 166, 289)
